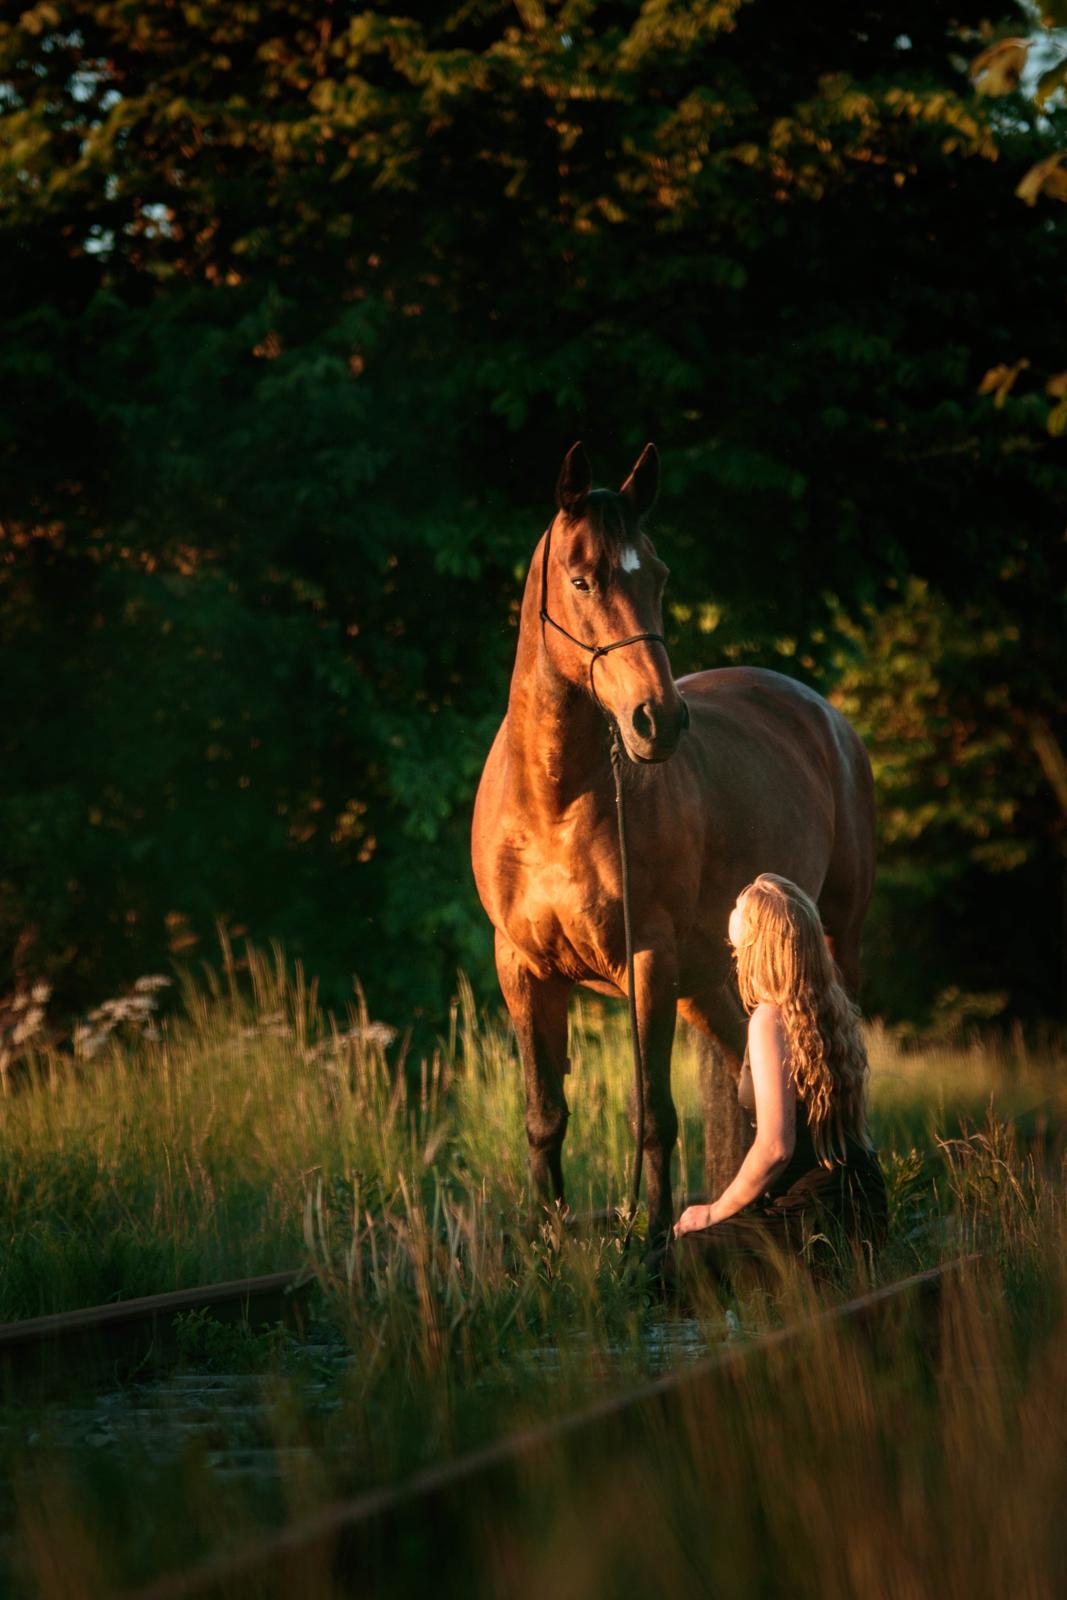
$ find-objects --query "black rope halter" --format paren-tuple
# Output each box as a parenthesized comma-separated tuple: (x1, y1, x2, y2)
(538, 519, 674, 719)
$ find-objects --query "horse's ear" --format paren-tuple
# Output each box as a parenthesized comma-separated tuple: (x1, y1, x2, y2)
(620, 443, 659, 518)
(556, 441, 592, 514)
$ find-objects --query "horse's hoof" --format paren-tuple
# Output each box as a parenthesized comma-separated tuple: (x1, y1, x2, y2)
(641, 1240, 672, 1291)
(523, 1199, 570, 1244)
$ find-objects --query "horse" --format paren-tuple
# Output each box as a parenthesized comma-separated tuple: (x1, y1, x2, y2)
(471, 442, 875, 1246)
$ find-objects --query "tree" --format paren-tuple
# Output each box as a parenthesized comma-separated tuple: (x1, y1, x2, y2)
(832, 579, 1066, 1022)
(1, 1, 1064, 1023)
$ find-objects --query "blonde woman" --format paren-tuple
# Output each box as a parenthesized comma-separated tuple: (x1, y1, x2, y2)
(673, 873, 886, 1271)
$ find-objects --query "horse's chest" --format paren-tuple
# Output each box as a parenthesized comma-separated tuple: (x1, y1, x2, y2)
(500, 836, 620, 983)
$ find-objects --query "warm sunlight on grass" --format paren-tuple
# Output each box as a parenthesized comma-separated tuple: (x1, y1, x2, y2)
(2, 949, 1065, 1595)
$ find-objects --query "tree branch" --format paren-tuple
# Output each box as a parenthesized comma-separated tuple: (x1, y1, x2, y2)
(1028, 713, 1067, 824)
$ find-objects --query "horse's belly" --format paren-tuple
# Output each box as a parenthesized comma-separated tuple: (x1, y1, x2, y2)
(577, 975, 625, 999)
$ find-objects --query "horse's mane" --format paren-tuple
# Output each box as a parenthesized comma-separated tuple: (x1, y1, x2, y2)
(562, 488, 640, 567)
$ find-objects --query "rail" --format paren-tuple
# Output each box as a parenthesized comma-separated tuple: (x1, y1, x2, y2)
(0, 1271, 310, 1396)
(125, 1254, 976, 1600)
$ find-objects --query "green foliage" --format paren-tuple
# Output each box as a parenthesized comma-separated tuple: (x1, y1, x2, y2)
(171, 1307, 294, 1371)
(0, 1, 1065, 1022)
(832, 576, 1066, 1022)
(833, 578, 1057, 876)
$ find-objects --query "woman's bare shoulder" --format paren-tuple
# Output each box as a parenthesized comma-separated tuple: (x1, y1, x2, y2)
(749, 1002, 785, 1037)
(747, 1003, 789, 1064)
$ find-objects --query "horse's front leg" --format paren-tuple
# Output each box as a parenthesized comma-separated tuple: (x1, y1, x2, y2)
(495, 932, 572, 1208)
(632, 942, 680, 1251)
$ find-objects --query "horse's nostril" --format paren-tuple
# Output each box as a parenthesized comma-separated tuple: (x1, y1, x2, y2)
(632, 702, 655, 742)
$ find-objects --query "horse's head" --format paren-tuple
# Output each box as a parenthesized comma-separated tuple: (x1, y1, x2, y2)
(539, 441, 688, 764)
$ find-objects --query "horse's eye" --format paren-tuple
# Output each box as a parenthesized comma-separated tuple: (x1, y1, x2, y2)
(571, 577, 590, 592)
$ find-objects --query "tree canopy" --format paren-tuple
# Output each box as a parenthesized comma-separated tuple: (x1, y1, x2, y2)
(1, 1, 1065, 1029)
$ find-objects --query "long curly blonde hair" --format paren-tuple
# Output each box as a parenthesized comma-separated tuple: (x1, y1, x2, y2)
(733, 873, 871, 1164)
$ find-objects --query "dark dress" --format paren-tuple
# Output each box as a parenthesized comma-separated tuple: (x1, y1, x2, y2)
(671, 1052, 887, 1283)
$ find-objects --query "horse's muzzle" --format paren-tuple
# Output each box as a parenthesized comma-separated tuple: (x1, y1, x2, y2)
(623, 694, 689, 763)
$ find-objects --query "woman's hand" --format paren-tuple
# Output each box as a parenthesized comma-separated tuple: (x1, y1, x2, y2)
(673, 1203, 718, 1237)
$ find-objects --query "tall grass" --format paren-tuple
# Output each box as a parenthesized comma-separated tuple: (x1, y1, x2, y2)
(10, 1089, 1067, 1598)
(439, 1128, 1067, 1600)
(0, 949, 712, 1324)
(4, 948, 1059, 1325)
(1, 950, 1064, 1595)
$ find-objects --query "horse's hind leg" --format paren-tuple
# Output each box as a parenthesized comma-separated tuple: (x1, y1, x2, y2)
(819, 735, 876, 999)
(679, 983, 751, 1204)
(495, 933, 572, 1207)
(818, 905, 862, 997)
(818, 866, 871, 998)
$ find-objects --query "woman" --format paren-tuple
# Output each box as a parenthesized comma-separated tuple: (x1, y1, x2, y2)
(672, 873, 886, 1277)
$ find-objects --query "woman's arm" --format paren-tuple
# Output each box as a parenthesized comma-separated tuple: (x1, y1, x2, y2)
(674, 1004, 796, 1236)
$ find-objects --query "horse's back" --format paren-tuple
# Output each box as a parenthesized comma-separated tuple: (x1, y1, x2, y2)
(678, 664, 844, 723)
(678, 665, 869, 780)
(674, 665, 875, 917)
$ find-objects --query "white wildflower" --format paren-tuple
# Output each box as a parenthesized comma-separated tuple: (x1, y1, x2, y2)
(11, 1007, 44, 1045)
(74, 1024, 104, 1060)
(351, 1021, 397, 1049)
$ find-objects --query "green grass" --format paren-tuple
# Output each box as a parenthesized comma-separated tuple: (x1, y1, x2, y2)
(3, 949, 1059, 1327)
(1, 950, 1065, 1596)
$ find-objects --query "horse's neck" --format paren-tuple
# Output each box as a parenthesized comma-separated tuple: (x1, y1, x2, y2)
(505, 601, 609, 824)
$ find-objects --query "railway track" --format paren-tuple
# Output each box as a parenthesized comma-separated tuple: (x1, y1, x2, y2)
(0, 1191, 730, 1398)
(123, 1254, 976, 1600)
(0, 1271, 311, 1398)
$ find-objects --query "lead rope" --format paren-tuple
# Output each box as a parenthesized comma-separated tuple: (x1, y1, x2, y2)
(539, 521, 669, 1248)
(609, 722, 645, 1248)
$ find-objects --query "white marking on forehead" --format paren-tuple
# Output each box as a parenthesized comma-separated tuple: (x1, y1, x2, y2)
(619, 545, 641, 574)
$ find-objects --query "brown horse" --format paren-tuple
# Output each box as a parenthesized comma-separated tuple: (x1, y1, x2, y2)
(471, 442, 875, 1246)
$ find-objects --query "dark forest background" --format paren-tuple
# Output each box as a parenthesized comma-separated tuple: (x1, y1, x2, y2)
(2, 0, 1065, 1036)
